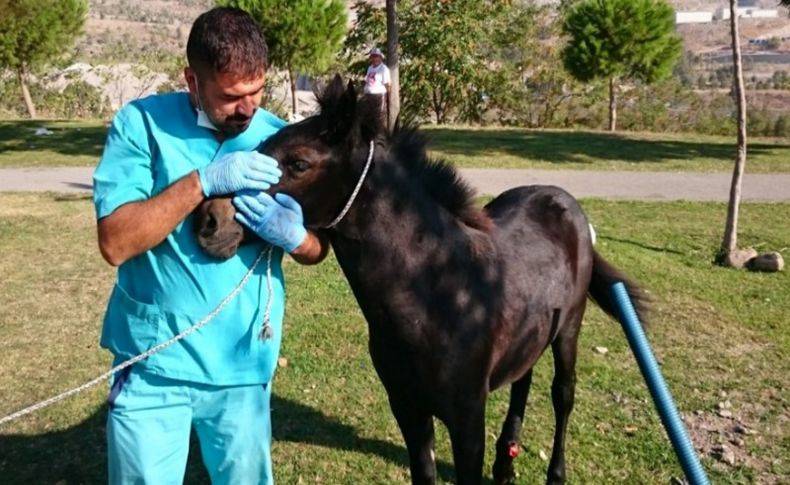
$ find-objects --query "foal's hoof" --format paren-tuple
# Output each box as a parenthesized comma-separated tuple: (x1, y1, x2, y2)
(492, 458, 516, 484)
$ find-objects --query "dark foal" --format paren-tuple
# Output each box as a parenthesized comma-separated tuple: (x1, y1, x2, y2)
(194, 76, 647, 485)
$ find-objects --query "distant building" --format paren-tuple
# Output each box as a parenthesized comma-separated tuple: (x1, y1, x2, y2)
(676, 11, 714, 24)
(714, 6, 779, 20)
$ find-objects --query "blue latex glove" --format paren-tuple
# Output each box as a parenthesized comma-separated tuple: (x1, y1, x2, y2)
(233, 192, 308, 253)
(198, 151, 281, 197)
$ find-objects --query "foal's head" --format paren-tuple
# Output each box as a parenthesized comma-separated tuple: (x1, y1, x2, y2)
(195, 75, 381, 258)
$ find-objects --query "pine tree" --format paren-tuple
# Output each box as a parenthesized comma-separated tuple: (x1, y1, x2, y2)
(218, 0, 347, 116)
(0, 0, 88, 118)
(561, 0, 682, 131)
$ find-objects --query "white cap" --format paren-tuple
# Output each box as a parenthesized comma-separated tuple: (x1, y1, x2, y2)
(369, 47, 383, 57)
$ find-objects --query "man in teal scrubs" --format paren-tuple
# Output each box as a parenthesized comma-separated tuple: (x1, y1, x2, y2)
(93, 7, 329, 484)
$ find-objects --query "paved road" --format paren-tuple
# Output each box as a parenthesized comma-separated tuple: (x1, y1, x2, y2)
(1, 167, 789, 201)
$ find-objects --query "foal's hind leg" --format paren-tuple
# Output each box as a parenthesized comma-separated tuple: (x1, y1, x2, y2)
(492, 370, 533, 485)
(546, 324, 581, 485)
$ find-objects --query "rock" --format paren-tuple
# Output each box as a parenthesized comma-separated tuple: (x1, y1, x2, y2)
(733, 423, 748, 434)
(745, 252, 785, 272)
(711, 444, 736, 466)
(718, 400, 732, 410)
(730, 437, 745, 447)
(718, 409, 733, 418)
(278, 357, 288, 368)
(538, 449, 548, 461)
(593, 346, 609, 355)
(724, 248, 758, 269)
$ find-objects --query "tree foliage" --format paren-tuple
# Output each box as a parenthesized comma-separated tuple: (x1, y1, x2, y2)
(217, 0, 347, 114)
(561, 0, 682, 131)
(346, 0, 534, 124)
(0, 0, 88, 117)
(0, 0, 86, 69)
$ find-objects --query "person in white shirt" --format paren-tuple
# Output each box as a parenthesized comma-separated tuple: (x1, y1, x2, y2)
(363, 47, 391, 125)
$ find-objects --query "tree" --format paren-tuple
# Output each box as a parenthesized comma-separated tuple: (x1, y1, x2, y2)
(0, 0, 87, 118)
(386, 0, 400, 132)
(218, 0, 347, 116)
(717, 0, 748, 267)
(561, 0, 682, 131)
(347, 0, 520, 124)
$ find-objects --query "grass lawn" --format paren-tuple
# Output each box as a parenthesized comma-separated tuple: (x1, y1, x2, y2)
(0, 193, 787, 483)
(3, 119, 790, 173)
(0, 120, 107, 168)
(424, 126, 790, 173)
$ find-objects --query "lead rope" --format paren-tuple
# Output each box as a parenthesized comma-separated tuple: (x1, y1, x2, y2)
(0, 245, 274, 427)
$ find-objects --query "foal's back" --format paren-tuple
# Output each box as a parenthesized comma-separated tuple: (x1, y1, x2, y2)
(483, 185, 595, 391)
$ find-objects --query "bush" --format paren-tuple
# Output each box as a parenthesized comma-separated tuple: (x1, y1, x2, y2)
(0, 75, 110, 119)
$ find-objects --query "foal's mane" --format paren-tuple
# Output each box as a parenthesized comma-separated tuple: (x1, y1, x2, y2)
(316, 81, 493, 233)
(388, 127, 493, 233)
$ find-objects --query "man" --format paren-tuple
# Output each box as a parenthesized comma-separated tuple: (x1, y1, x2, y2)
(93, 7, 328, 484)
(363, 47, 391, 123)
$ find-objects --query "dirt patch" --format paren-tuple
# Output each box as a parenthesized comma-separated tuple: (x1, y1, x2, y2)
(683, 393, 788, 484)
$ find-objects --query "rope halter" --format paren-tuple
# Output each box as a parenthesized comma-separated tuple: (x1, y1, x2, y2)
(324, 140, 375, 228)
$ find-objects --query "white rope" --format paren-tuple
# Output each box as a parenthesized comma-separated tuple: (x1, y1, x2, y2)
(325, 140, 375, 228)
(0, 245, 274, 427)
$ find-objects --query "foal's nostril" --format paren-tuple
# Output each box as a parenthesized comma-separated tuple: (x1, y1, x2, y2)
(202, 213, 218, 236)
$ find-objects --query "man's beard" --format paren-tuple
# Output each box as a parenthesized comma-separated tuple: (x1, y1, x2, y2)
(218, 112, 254, 135)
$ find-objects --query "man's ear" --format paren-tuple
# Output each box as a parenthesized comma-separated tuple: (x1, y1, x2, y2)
(184, 66, 197, 95)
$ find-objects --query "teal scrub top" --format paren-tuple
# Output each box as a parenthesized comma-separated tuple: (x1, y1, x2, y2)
(93, 92, 288, 385)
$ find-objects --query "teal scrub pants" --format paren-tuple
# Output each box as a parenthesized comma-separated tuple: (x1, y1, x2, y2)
(107, 368, 273, 484)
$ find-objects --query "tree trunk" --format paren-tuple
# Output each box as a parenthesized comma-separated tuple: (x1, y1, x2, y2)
(386, 0, 400, 132)
(288, 65, 298, 116)
(17, 63, 37, 119)
(718, 0, 748, 265)
(608, 76, 617, 132)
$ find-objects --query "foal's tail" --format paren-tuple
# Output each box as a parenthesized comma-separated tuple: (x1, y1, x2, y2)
(588, 250, 649, 324)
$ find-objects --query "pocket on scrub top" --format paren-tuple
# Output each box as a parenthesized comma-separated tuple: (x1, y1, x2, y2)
(101, 284, 162, 357)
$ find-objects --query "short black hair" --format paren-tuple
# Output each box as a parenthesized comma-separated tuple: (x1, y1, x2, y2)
(186, 7, 268, 79)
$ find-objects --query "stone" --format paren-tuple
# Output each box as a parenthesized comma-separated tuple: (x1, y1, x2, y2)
(538, 449, 548, 461)
(724, 248, 758, 269)
(745, 252, 785, 273)
(593, 346, 609, 355)
(718, 409, 733, 418)
(711, 444, 736, 466)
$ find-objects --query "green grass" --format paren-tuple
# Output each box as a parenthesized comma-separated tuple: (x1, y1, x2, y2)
(3, 119, 790, 173)
(424, 126, 790, 173)
(0, 193, 788, 484)
(0, 120, 107, 168)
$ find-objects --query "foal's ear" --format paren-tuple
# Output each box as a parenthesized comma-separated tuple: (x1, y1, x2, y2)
(318, 74, 357, 141)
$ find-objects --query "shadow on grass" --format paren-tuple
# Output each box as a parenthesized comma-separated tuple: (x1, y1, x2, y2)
(0, 395, 458, 484)
(601, 235, 686, 256)
(272, 394, 456, 482)
(0, 120, 107, 159)
(424, 127, 789, 166)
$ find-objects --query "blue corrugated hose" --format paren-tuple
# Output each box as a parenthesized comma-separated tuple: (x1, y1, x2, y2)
(610, 282, 710, 485)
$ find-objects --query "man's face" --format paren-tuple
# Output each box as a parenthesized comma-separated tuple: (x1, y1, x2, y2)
(370, 55, 382, 66)
(185, 67, 266, 135)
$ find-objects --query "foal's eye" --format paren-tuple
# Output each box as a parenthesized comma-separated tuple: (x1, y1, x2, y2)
(288, 159, 310, 173)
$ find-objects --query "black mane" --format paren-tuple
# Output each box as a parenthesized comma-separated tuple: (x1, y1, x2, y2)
(389, 127, 492, 231)
(316, 79, 492, 232)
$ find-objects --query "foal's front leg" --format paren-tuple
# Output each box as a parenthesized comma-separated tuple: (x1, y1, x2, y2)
(446, 397, 487, 485)
(390, 397, 437, 485)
